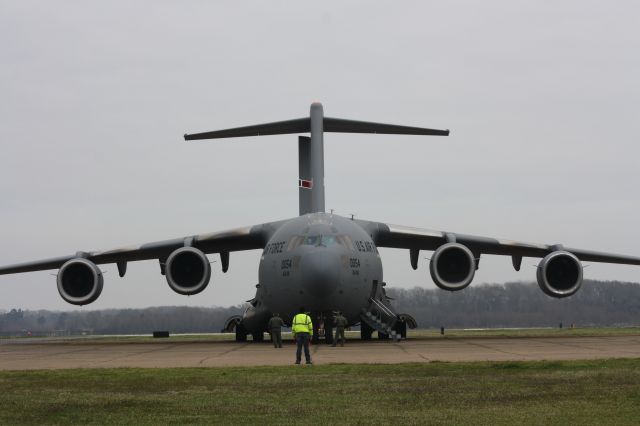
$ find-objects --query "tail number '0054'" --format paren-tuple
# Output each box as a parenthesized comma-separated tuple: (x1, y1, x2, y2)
(281, 258, 292, 276)
(350, 257, 360, 275)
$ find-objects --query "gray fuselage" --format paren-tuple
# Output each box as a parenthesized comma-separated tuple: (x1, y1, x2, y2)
(245, 213, 382, 329)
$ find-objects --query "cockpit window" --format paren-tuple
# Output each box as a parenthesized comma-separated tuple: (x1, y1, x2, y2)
(336, 235, 355, 251)
(321, 235, 337, 246)
(304, 235, 321, 245)
(287, 236, 305, 252)
(287, 234, 355, 251)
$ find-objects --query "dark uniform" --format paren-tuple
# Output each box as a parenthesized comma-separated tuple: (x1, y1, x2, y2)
(332, 312, 348, 347)
(268, 313, 284, 348)
(292, 309, 313, 364)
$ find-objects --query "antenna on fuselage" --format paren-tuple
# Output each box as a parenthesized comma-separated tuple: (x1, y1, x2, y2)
(184, 103, 450, 216)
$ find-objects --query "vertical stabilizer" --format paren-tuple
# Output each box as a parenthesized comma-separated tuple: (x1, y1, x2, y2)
(298, 136, 313, 215)
(309, 103, 325, 213)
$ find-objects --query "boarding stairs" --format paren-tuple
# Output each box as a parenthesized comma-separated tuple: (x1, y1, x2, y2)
(360, 298, 401, 342)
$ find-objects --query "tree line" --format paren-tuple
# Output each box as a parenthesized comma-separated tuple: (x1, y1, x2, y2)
(1, 280, 639, 336)
(387, 280, 640, 328)
(0, 305, 244, 336)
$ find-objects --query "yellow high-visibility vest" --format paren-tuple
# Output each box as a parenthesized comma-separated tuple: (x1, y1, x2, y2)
(292, 313, 313, 335)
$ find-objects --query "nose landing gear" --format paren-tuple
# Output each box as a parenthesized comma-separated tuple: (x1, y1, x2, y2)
(360, 320, 373, 340)
(311, 313, 336, 344)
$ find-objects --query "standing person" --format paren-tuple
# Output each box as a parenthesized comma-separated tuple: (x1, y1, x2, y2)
(268, 313, 284, 348)
(291, 307, 313, 365)
(332, 311, 348, 347)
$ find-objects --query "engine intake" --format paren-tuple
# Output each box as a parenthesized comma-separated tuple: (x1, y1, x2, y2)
(537, 251, 583, 298)
(429, 243, 476, 291)
(57, 258, 104, 305)
(165, 247, 211, 295)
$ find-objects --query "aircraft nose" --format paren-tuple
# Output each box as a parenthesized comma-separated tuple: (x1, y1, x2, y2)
(301, 250, 340, 298)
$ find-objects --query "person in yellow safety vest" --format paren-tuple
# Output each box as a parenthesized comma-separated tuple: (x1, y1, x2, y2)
(291, 306, 313, 365)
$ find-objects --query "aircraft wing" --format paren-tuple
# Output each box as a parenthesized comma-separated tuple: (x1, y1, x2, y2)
(358, 220, 640, 267)
(0, 220, 286, 275)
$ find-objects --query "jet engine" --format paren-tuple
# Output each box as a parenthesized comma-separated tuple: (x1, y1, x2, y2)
(57, 258, 104, 305)
(429, 243, 476, 291)
(536, 251, 583, 298)
(165, 247, 211, 295)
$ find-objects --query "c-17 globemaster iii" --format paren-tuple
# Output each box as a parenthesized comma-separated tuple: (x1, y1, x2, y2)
(2, 103, 640, 343)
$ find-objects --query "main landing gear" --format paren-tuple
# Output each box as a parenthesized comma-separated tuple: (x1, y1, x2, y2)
(360, 321, 373, 340)
(251, 331, 265, 342)
(235, 323, 248, 342)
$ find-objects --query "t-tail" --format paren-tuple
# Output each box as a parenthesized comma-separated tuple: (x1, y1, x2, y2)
(184, 103, 449, 215)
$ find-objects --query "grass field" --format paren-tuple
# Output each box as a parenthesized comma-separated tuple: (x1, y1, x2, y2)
(1, 359, 639, 425)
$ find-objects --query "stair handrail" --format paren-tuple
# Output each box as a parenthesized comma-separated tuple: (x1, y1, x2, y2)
(369, 297, 395, 318)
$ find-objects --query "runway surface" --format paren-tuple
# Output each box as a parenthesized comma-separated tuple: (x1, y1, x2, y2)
(1, 335, 639, 370)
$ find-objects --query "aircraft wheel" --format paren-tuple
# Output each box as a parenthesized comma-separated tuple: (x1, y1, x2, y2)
(360, 322, 372, 340)
(394, 320, 407, 339)
(252, 331, 265, 342)
(325, 326, 334, 345)
(235, 323, 248, 342)
(312, 319, 321, 344)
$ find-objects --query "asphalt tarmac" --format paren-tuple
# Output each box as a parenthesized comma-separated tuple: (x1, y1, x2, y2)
(1, 335, 639, 370)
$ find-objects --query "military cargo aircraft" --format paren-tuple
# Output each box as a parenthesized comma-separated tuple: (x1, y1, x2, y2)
(2, 103, 640, 342)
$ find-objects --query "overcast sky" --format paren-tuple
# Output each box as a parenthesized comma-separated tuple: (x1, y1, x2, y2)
(1, 1, 639, 311)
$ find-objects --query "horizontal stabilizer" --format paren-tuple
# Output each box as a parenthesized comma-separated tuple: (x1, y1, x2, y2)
(185, 117, 449, 140)
(185, 118, 309, 140)
(323, 117, 449, 136)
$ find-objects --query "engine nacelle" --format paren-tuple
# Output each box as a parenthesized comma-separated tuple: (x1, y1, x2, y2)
(165, 247, 211, 295)
(536, 251, 583, 298)
(57, 258, 104, 305)
(429, 243, 476, 291)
